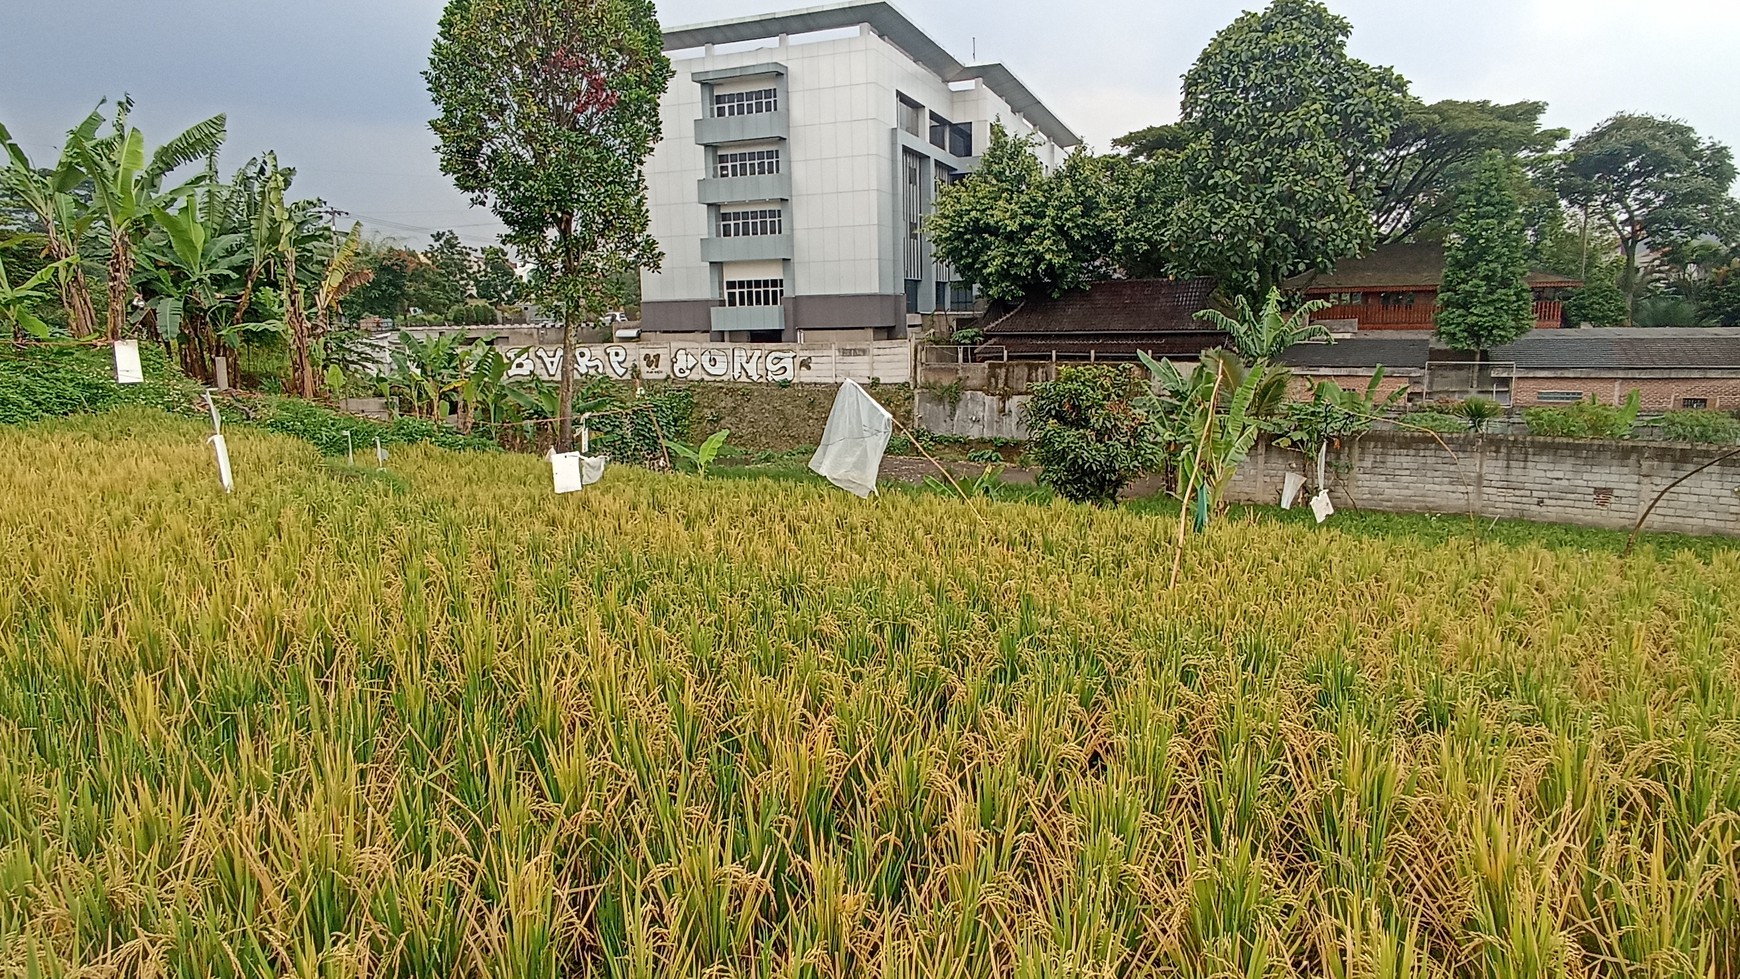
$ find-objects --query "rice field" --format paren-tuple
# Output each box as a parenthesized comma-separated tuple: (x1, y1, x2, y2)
(3, 407, 1738, 978)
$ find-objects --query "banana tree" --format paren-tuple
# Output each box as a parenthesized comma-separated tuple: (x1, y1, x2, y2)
(72, 98, 226, 339)
(0, 113, 102, 335)
(308, 222, 374, 393)
(136, 193, 248, 384)
(0, 253, 72, 339)
(1194, 287, 1334, 362)
(1141, 348, 1291, 530)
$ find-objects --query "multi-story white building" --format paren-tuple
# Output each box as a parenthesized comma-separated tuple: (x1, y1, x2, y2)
(641, 0, 1079, 343)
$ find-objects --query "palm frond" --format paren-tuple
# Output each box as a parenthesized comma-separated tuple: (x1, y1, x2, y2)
(146, 115, 228, 181)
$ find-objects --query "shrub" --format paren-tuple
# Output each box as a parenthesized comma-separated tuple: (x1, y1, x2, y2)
(1523, 392, 1641, 440)
(1021, 365, 1159, 506)
(965, 448, 1004, 464)
(446, 303, 500, 326)
(579, 379, 694, 469)
(0, 344, 198, 425)
(1659, 409, 1740, 445)
(1398, 410, 1467, 434)
(259, 398, 499, 454)
(1456, 397, 1504, 433)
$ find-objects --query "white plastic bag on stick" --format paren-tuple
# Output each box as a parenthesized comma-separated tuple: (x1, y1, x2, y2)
(550, 451, 584, 494)
(580, 455, 606, 487)
(1310, 491, 1335, 524)
(809, 379, 893, 498)
(1281, 472, 1306, 510)
(209, 433, 234, 493)
(114, 340, 143, 384)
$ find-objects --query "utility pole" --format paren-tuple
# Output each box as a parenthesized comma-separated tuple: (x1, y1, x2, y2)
(317, 205, 350, 253)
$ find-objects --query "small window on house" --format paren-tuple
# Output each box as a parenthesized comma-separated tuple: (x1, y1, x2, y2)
(1379, 291, 1416, 308)
(723, 278, 784, 307)
(1681, 397, 1710, 409)
(1326, 292, 1364, 306)
(713, 88, 779, 117)
(716, 149, 780, 178)
(1537, 390, 1585, 404)
(717, 208, 782, 238)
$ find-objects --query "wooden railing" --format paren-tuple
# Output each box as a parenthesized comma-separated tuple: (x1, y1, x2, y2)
(1313, 301, 1566, 329)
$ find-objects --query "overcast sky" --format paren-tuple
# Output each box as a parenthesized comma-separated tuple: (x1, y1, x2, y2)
(4, 0, 1736, 249)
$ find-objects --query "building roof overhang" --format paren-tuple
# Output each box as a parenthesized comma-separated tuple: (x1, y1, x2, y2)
(663, 0, 1082, 148)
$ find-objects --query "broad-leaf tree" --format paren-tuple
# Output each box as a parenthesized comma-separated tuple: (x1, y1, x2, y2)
(1437, 151, 1535, 351)
(927, 123, 1048, 304)
(427, 0, 671, 450)
(1369, 99, 1567, 244)
(1563, 277, 1628, 327)
(930, 125, 1174, 302)
(1167, 0, 1407, 301)
(136, 192, 249, 383)
(1559, 114, 1738, 324)
(72, 99, 227, 339)
(475, 244, 521, 304)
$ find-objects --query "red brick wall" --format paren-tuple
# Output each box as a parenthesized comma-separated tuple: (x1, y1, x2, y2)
(1513, 377, 1740, 411)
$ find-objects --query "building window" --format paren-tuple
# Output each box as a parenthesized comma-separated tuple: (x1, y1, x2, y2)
(1682, 397, 1710, 409)
(718, 208, 782, 238)
(929, 112, 950, 150)
(716, 149, 780, 178)
(713, 88, 778, 117)
(896, 94, 924, 138)
(724, 278, 784, 307)
(949, 122, 973, 158)
(1379, 291, 1417, 308)
(902, 152, 927, 282)
(1537, 390, 1585, 404)
(1326, 292, 1364, 306)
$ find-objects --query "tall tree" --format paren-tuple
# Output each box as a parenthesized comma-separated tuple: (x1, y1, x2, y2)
(1436, 152, 1535, 351)
(929, 126, 1173, 302)
(427, 0, 671, 451)
(475, 245, 521, 304)
(72, 99, 227, 339)
(927, 123, 1046, 304)
(1167, 0, 1407, 301)
(1369, 99, 1567, 244)
(1558, 114, 1738, 324)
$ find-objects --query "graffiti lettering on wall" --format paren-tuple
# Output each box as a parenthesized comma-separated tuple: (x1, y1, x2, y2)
(507, 344, 801, 383)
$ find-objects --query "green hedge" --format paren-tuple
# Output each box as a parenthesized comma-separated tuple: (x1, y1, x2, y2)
(1659, 409, 1740, 445)
(0, 344, 198, 425)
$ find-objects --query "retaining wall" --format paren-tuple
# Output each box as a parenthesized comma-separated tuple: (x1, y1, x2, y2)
(1226, 433, 1740, 536)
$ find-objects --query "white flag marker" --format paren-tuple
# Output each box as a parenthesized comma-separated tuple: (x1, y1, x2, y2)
(114, 340, 143, 384)
(1281, 472, 1306, 510)
(204, 391, 234, 494)
(375, 437, 388, 469)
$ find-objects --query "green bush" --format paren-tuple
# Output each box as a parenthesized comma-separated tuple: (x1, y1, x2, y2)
(1523, 392, 1641, 440)
(446, 303, 500, 326)
(965, 448, 1004, 464)
(1398, 410, 1466, 434)
(1021, 365, 1160, 506)
(1659, 409, 1740, 445)
(0, 344, 199, 425)
(578, 379, 694, 469)
(258, 398, 499, 454)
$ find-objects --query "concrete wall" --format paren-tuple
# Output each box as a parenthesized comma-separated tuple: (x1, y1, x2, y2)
(917, 390, 1031, 440)
(1226, 432, 1740, 537)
